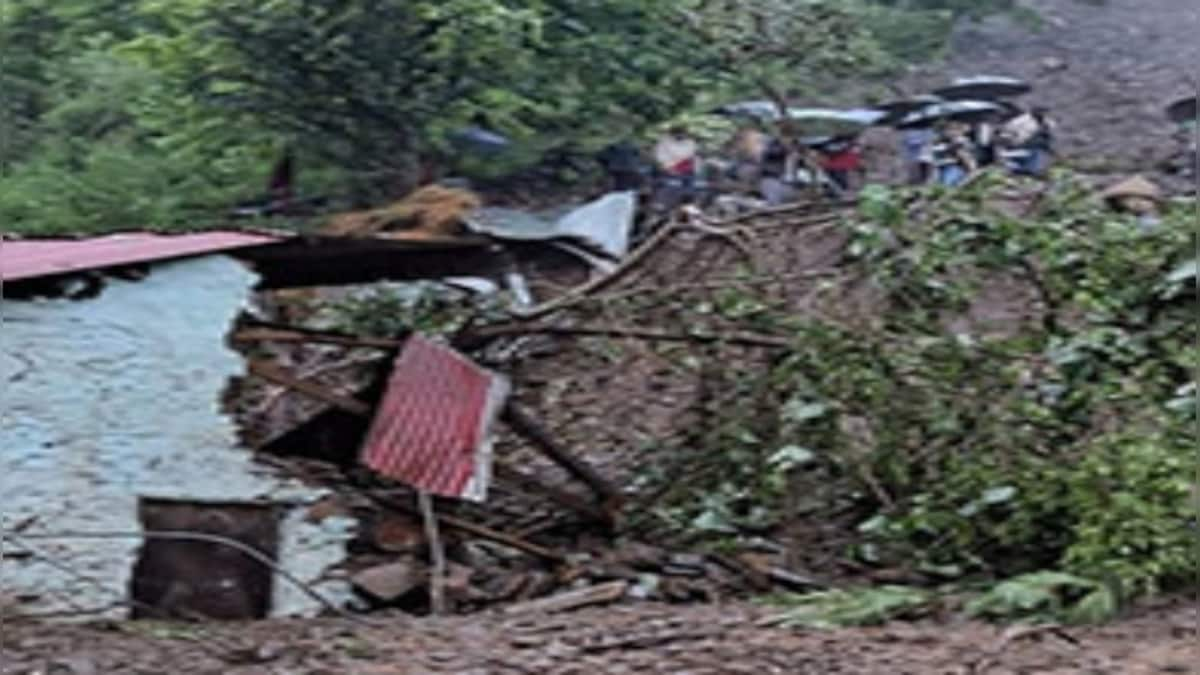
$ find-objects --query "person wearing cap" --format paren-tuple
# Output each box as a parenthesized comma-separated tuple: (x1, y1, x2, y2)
(1100, 175, 1164, 230)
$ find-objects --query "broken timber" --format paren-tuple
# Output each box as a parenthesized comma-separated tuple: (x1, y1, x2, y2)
(248, 358, 609, 525)
(500, 580, 629, 615)
(233, 326, 407, 351)
(246, 360, 373, 417)
(383, 497, 567, 564)
(461, 323, 791, 350)
(239, 322, 618, 524)
(503, 404, 623, 518)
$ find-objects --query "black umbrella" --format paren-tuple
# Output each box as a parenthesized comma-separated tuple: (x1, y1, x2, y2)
(934, 76, 1031, 101)
(893, 100, 1013, 130)
(872, 94, 944, 126)
(1166, 96, 1199, 124)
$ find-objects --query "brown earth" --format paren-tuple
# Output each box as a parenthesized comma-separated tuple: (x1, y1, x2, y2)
(2, 598, 1197, 674)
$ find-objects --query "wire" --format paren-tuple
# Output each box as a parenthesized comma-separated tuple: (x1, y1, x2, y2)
(4, 529, 381, 625)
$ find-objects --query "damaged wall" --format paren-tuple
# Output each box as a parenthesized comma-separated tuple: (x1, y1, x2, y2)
(0, 255, 352, 619)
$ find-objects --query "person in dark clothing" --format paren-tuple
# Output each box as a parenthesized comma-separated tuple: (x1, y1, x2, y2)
(597, 141, 647, 192)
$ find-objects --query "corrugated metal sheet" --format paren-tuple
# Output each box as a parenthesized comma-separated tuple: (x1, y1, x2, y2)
(0, 231, 281, 282)
(360, 335, 509, 501)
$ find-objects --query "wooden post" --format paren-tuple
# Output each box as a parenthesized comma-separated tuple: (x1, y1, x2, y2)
(417, 492, 447, 616)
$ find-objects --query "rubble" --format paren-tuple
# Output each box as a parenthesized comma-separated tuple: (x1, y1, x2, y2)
(1, 184, 871, 626)
(351, 562, 428, 603)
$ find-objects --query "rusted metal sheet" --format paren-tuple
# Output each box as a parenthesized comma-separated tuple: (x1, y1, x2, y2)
(0, 231, 281, 282)
(360, 335, 509, 501)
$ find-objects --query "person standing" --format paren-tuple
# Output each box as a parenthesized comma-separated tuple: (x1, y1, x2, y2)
(816, 135, 864, 196)
(901, 127, 935, 185)
(597, 140, 646, 192)
(930, 121, 978, 186)
(652, 126, 700, 209)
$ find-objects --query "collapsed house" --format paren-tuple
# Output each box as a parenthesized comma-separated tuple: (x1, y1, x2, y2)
(0, 190, 643, 621)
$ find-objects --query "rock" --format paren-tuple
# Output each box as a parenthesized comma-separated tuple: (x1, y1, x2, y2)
(352, 561, 427, 602)
(608, 542, 668, 570)
(627, 574, 662, 600)
(371, 514, 426, 553)
(443, 562, 476, 601)
(1040, 56, 1068, 73)
(49, 657, 97, 675)
(304, 496, 349, 524)
(663, 553, 707, 577)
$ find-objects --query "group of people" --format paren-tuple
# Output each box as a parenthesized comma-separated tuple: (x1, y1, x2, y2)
(902, 106, 1055, 187)
(598, 124, 868, 210)
(597, 106, 1058, 210)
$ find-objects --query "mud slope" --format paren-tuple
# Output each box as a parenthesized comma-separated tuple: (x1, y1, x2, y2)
(910, 0, 1199, 175)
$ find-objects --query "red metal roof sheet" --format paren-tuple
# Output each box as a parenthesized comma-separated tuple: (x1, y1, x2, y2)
(360, 335, 509, 501)
(0, 231, 282, 282)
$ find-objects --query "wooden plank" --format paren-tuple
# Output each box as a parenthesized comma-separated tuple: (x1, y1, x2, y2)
(492, 464, 613, 527)
(245, 360, 373, 417)
(501, 580, 629, 615)
(232, 327, 405, 350)
(503, 405, 622, 513)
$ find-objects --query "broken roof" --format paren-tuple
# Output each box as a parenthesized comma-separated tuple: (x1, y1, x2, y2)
(0, 231, 281, 283)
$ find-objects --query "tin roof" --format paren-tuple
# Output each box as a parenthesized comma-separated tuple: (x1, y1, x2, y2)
(360, 335, 509, 501)
(0, 231, 282, 282)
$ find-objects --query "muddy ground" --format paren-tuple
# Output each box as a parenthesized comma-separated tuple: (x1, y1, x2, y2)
(3, 598, 1197, 674)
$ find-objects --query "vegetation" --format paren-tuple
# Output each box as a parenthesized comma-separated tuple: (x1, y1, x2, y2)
(2, 0, 1022, 235)
(641, 173, 1197, 623)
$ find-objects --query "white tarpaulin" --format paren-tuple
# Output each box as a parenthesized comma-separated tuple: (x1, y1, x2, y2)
(465, 190, 637, 260)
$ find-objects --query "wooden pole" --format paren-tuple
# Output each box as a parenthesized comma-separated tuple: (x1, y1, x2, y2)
(417, 492, 447, 615)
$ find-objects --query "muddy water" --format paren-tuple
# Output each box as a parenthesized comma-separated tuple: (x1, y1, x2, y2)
(0, 256, 353, 619)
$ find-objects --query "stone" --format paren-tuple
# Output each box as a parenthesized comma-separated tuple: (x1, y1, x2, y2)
(351, 561, 427, 602)
(371, 514, 426, 553)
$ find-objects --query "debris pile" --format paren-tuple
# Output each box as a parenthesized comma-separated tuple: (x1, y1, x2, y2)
(6, 167, 1190, 624)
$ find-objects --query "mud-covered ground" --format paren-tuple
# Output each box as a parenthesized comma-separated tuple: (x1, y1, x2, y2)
(906, 0, 1198, 184)
(3, 598, 1197, 674)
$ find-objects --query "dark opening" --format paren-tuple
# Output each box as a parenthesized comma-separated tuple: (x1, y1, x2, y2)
(129, 497, 281, 621)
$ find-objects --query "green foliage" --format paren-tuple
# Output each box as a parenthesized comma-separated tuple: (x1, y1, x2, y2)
(642, 174, 1198, 620)
(763, 585, 936, 628)
(1, 0, 1028, 234)
(319, 283, 510, 339)
(965, 571, 1118, 624)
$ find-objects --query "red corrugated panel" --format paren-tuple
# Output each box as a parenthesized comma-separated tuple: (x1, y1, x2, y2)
(360, 336, 508, 501)
(0, 231, 281, 282)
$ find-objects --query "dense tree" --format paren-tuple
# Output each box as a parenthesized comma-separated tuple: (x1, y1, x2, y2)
(0, 0, 1036, 233)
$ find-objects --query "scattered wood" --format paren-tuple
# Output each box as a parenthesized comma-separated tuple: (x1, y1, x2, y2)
(767, 566, 827, 591)
(503, 405, 623, 515)
(232, 326, 406, 351)
(245, 360, 373, 416)
(501, 580, 630, 616)
(492, 464, 612, 526)
(382, 499, 567, 564)
(469, 323, 792, 351)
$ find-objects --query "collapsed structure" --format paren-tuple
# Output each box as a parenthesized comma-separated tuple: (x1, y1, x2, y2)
(0, 190, 644, 621)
